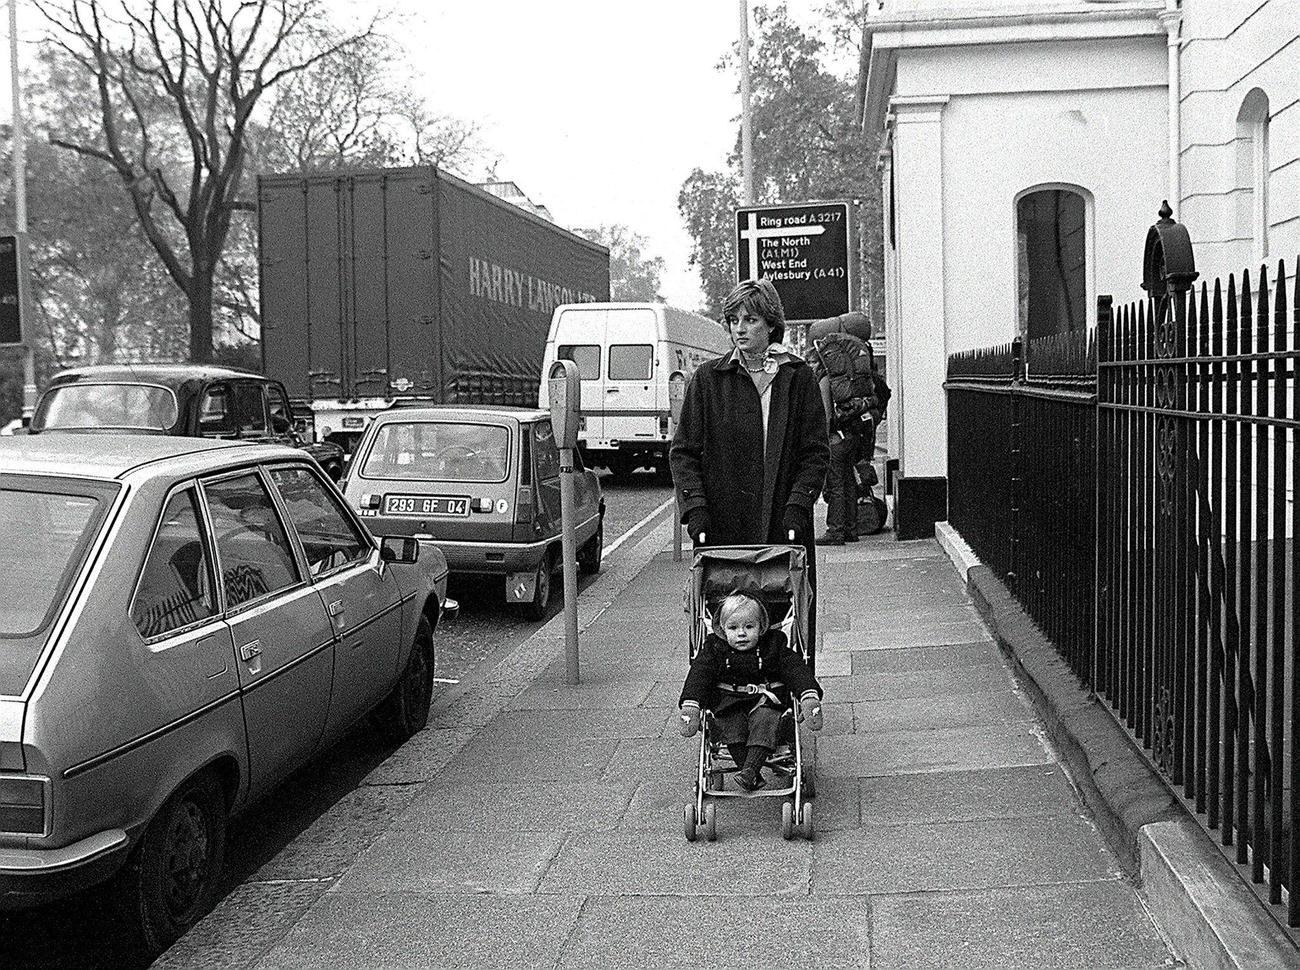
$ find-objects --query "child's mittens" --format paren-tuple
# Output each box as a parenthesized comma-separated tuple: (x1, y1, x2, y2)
(800, 691, 824, 731)
(679, 702, 702, 737)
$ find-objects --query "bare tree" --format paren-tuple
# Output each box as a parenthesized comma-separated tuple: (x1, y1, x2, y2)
(36, 0, 377, 362)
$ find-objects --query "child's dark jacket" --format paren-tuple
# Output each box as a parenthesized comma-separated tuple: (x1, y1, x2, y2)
(679, 630, 821, 712)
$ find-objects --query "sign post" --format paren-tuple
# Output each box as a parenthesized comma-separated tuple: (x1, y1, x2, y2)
(735, 200, 854, 326)
(548, 359, 583, 684)
(668, 370, 687, 562)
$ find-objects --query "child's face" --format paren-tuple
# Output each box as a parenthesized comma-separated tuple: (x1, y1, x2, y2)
(722, 611, 762, 650)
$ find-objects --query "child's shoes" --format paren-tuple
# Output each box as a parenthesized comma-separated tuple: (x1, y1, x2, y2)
(734, 767, 765, 791)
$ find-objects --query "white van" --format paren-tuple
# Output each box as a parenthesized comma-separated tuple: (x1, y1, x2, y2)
(539, 302, 733, 479)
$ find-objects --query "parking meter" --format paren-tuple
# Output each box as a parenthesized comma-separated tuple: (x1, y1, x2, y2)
(548, 359, 582, 450)
(548, 359, 582, 682)
(669, 371, 687, 561)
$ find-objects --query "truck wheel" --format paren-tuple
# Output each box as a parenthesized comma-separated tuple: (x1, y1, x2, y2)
(524, 553, 553, 620)
(122, 772, 227, 953)
(373, 615, 435, 744)
(578, 516, 604, 575)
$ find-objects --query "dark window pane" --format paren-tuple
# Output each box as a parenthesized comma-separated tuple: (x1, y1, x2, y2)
(268, 385, 293, 434)
(233, 381, 267, 436)
(609, 345, 653, 381)
(270, 466, 368, 576)
(533, 422, 560, 481)
(200, 384, 235, 437)
(132, 489, 217, 638)
(1017, 190, 1087, 339)
(205, 473, 300, 607)
(558, 344, 601, 380)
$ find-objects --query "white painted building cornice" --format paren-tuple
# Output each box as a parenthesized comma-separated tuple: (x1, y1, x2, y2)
(859, 1, 1166, 131)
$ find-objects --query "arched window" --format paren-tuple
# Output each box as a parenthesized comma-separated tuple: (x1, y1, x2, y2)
(1016, 188, 1088, 339)
(1236, 89, 1270, 264)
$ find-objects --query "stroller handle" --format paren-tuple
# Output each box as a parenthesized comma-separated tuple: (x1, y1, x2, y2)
(694, 529, 798, 546)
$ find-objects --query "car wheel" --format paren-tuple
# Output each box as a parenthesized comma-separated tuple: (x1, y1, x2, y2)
(325, 461, 343, 482)
(578, 516, 604, 575)
(374, 615, 435, 744)
(122, 772, 227, 953)
(524, 553, 553, 621)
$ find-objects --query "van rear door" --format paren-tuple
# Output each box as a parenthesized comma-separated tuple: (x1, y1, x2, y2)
(552, 306, 607, 447)
(603, 307, 659, 446)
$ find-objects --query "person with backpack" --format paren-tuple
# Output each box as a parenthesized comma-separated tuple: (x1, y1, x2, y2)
(807, 312, 877, 545)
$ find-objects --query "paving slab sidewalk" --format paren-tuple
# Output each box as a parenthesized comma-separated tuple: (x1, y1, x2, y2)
(159, 524, 1185, 970)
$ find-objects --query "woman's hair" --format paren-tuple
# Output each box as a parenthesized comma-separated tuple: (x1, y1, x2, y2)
(716, 590, 770, 636)
(722, 278, 786, 346)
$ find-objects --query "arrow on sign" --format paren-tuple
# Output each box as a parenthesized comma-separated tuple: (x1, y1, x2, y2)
(739, 212, 826, 280)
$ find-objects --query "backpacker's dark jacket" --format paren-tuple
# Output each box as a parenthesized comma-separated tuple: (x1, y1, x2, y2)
(679, 630, 822, 712)
(669, 353, 828, 546)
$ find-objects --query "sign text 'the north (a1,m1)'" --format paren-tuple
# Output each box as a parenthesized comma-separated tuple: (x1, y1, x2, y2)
(735, 201, 851, 321)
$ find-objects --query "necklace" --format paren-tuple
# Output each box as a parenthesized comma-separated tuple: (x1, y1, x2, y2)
(741, 352, 767, 372)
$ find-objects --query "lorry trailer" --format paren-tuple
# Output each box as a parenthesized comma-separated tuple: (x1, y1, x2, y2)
(258, 165, 611, 453)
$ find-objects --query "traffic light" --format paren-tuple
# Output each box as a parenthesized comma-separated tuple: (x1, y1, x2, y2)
(0, 234, 21, 345)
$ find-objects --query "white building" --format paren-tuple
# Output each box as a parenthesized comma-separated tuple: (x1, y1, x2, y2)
(860, 0, 1299, 538)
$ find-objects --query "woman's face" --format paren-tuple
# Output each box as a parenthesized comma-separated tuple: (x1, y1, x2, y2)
(730, 308, 772, 355)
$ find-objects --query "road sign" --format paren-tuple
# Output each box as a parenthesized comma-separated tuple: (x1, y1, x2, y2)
(736, 200, 852, 321)
(0, 234, 21, 345)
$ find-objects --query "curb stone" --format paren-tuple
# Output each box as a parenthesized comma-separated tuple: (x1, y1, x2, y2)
(938, 525, 1300, 970)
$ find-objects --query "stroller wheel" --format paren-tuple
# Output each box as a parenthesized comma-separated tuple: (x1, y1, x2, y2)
(780, 801, 794, 840)
(799, 800, 815, 840)
(684, 802, 698, 843)
(703, 801, 716, 842)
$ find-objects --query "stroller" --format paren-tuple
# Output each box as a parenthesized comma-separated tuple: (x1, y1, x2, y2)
(682, 541, 816, 842)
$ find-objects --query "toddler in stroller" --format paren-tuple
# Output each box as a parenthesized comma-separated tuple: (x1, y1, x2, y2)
(679, 544, 823, 841)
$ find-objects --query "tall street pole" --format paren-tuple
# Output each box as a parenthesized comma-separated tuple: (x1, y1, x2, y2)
(739, 0, 754, 206)
(10, 0, 35, 420)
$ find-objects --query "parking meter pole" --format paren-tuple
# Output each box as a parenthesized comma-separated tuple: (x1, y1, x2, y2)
(559, 447, 580, 684)
(548, 358, 583, 685)
(668, 370, 687, 564)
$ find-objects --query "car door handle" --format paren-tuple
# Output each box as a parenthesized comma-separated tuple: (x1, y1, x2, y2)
(606, 387, 619, 393)
(239, 640, 262, 661)
(328, 600, 345, 617)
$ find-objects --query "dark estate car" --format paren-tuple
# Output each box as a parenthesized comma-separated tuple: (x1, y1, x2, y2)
(28, 364, 347, 480)
(342, 405, 605, 618)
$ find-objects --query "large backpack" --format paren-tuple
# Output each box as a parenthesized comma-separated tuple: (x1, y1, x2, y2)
(814, 332, 877, 433)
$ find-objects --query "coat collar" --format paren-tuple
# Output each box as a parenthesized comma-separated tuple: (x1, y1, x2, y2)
(713, 345, 802, 372)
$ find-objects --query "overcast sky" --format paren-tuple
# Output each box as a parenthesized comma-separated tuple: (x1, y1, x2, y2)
(1, 0, 855, 312)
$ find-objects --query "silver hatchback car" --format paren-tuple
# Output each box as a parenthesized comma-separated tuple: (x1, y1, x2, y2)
(0, 435, 453, 948)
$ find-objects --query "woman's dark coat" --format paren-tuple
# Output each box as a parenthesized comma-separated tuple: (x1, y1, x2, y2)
(679, 630, 822, 712)
(669, 353, 829, 546)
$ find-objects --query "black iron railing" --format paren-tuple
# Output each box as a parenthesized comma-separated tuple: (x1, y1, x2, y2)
(1099, 260, 1300, 921)
(946, 331, 1096, 675)
(946, 254, 1300, 925)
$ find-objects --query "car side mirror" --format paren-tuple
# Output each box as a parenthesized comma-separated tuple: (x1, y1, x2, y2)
(379, 536, 420, 564)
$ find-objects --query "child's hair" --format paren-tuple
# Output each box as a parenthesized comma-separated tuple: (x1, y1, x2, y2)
(716, 590, 770, 636)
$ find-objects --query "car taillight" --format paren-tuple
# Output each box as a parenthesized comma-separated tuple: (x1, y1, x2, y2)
(515, 486, 534, 524)
(360, 493, 381, 510)
(659, 413, 670, 437)
(0, 776, 47, 835)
